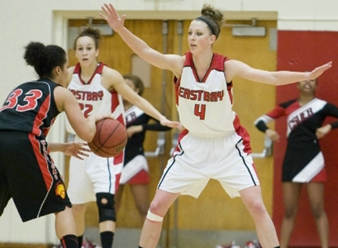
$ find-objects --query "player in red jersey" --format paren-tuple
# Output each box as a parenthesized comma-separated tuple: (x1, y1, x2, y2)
(100, 3, 332, 248)
(0, 41, 107, 248)
(255, 79, 338, 248)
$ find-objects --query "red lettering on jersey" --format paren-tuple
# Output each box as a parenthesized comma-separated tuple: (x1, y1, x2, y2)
(204, 92, 210, 102)
(69, 90, 104, 101)
(194, 104, 206, 120)
(288, 107, 314, 130)
(210, 92, 217, 102)
(178, 87, 224, 103)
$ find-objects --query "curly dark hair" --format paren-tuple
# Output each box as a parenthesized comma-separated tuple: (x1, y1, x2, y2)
(24, 41, 67, 78)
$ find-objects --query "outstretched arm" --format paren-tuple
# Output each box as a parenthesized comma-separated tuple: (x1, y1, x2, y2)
(100, 3, 183, 76)
(225, 60, 332, 85)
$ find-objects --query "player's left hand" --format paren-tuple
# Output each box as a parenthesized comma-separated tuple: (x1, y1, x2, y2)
(63, 142, 91, 160)
(100, 3, 126, 33)
(316, 124, 332, 139)
(308, 61, 332, 80)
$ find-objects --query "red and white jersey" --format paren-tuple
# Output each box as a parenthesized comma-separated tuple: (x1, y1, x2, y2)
(66, 62, 125, 136)
(174, 52, 240, 137)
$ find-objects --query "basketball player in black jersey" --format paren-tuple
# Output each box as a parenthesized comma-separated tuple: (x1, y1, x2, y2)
(0, 41, 107, 248)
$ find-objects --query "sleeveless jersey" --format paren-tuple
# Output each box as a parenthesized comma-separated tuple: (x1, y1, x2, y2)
(0, 78, 60, 138)
(174, 52, 240, 137)
(66, 62, 125, 136)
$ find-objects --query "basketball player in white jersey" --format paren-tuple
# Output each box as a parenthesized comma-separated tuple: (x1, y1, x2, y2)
(100, 3, 332, 248)
(65, 27, 181, 248)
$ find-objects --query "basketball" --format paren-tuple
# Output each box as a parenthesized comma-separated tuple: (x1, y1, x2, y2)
(88, 118, 127, 158)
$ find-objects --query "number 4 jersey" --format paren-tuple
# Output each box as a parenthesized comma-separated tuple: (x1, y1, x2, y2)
(175, 52, 241, 138)
(0, 78, 60, 138)
(66, 62, 125, 135)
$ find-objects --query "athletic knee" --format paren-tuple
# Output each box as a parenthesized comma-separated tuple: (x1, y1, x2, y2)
(146, 202, 166, 222)
(146, 209, 163, 222)
(246, 198, 268, 217)
(72, 203, 87, 215)
(96, 193, 116, 222)
(284, 206, 298, 219)
(310, 205, 325, 219)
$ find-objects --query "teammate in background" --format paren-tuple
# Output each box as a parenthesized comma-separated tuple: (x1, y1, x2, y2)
(254, 79, 338, 248)
(114, 74, 171, 221)
(0, 41, 107, 248)
(65, 27, 180, 248)
(100, 3, 332, 248)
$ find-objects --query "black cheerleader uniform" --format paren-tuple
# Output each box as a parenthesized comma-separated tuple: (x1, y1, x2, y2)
(255, 98, 338, 182)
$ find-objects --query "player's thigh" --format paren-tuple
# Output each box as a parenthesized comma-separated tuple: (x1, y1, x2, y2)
(282, 182, 302, 210)
(306, 182, 325, 212)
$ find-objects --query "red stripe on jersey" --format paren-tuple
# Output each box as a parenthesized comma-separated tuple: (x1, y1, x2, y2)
(32, 95, 50, 137)
(235, 126, 252, 154)
(74, 63, 105, 85)
(233, 114, 241, 131)
(115, 113, 125, 126)
(266, 101, 300, 120)
(226, 82, 233, 104)
(110, 90, 119, 113)
(28, 134, 53, 190)
(174, 77, 180, 105)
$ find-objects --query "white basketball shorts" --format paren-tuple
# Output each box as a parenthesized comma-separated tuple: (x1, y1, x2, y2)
(67, 151, 124, 204)
(158, 128, 260, 198)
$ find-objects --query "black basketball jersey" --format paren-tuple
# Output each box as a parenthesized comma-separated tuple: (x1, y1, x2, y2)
(0, 78, 60, 138)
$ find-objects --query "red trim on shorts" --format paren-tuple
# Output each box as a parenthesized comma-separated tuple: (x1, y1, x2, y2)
(28, 134, 53, 190)
(115, 173, 121, 191)
(127, 169, 150, 185)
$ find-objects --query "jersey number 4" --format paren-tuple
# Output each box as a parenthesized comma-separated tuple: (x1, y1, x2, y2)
(0, 89, 42, 112)
(194, 104, 206, 120)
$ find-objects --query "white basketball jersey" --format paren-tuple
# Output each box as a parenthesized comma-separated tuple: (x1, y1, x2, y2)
(175, 52, 240, 137)
(66, 62, 125, 136)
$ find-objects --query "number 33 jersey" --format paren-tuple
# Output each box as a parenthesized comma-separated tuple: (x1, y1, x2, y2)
(66, 62, 125, 135)
(175, 52, 240, 137)
(0, 78, 60, 138)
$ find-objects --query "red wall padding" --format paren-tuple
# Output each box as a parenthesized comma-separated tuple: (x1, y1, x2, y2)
(274, 30, 338, 247)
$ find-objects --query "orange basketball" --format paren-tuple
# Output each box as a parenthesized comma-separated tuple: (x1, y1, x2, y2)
(88, 118, 127, 158)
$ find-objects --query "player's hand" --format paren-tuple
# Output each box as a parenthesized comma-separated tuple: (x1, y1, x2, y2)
(160, 117, 183, 130)
(100, 3, 126, 32)
(265, 129, 279, 142)
(63, 142, 91, 160)
(316, 124, 332, 139)
(308, 61, 332, 80)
